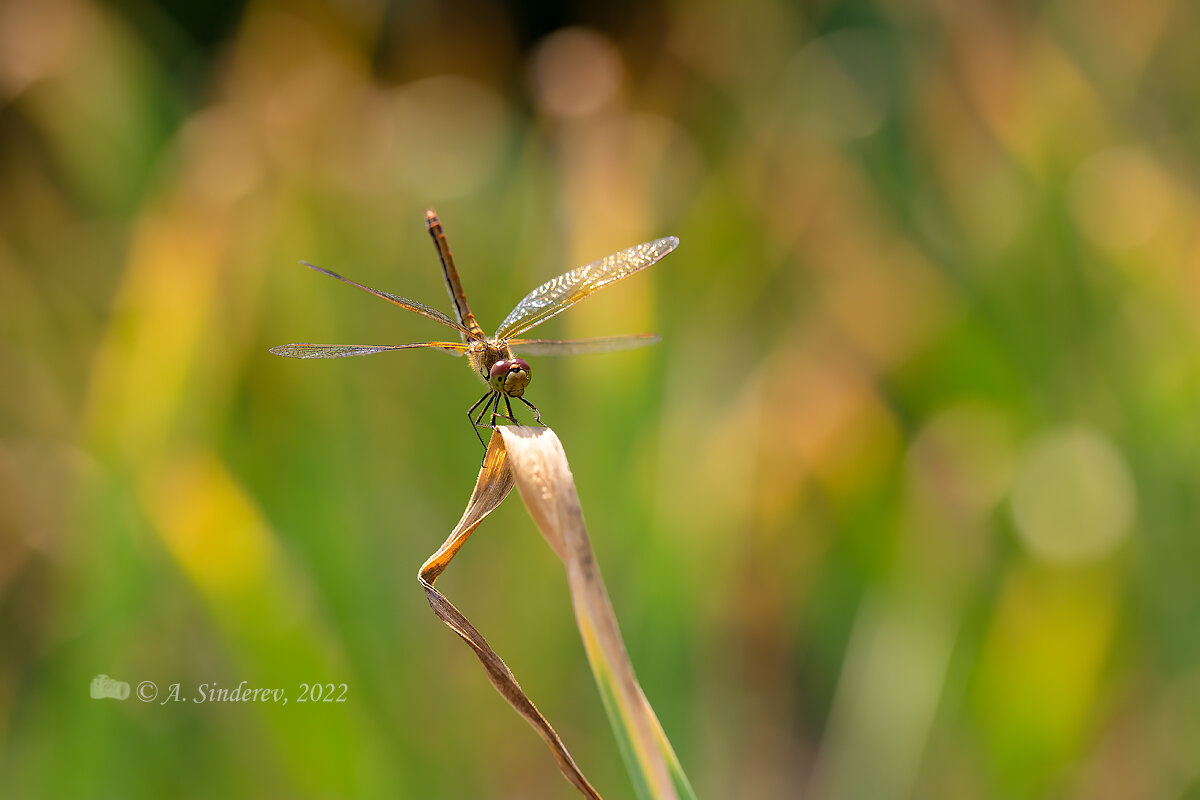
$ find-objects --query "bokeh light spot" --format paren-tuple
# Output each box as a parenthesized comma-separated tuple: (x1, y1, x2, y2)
(0, 0, 90, 97)
(528, 27, 624, 118)
(781, 29, 893, 140)
(1068, 147, 1172, 252)
(1011, 425, 1136, 563)
(907, 404, 1017, 522)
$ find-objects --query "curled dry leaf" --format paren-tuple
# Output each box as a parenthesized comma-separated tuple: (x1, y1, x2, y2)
(418, 430, 601, 799)
(418, 427, 693, 800)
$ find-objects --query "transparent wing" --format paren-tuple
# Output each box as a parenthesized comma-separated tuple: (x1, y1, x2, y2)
(300, 261, 480, 340)
(507, 334, 661, 356)
(494, 236, 679, 339)
(269, 342, 467, 359)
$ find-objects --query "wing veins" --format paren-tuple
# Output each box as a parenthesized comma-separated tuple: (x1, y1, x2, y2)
(301, 261, 479, 340)
(507, 334, 661, 356)
(269, 342, 466, 359)
(494, 236, 679, 339)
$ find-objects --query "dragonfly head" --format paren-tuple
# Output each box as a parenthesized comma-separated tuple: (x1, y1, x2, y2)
(489, 358, 531, 397)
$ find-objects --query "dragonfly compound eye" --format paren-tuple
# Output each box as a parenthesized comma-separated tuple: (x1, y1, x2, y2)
(490, 358, 531, 397)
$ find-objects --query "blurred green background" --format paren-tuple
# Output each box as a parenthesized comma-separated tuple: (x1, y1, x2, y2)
(3, 0, 1200, 797)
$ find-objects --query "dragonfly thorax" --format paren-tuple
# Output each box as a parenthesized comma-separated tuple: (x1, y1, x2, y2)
(467, 339, 514, 382)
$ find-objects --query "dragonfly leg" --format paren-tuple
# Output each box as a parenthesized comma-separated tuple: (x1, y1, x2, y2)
(516, 395, 545, 427)
(468, 389, 493, 451)
(499, 395, 519, 425)
(474, 392, 497, 426)
(486, 392, 505, 428)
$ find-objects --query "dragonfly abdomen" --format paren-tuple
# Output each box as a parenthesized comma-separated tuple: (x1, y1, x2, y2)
(425, 209, 484, 340)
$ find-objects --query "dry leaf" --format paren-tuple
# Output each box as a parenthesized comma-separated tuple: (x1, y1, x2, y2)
(419, 427, 693, 800)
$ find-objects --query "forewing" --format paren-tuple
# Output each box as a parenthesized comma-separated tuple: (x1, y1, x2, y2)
(494, 236, 679, 339)
(507, 334, 661, 356)
(300, 261, 478, 340)
(269, 342, 467, 359)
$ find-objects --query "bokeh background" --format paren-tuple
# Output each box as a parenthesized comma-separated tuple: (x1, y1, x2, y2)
(3, 0, 1200, 797)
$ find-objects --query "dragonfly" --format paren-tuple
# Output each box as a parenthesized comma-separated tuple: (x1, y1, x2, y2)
(271, 210, 679, 450)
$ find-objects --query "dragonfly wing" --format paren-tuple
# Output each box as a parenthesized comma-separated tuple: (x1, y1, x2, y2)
(269, 342, 467, 359)
(300, 261, 479, 340)
(507, 334, 661, 356)
(494, 236, 679, 339)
